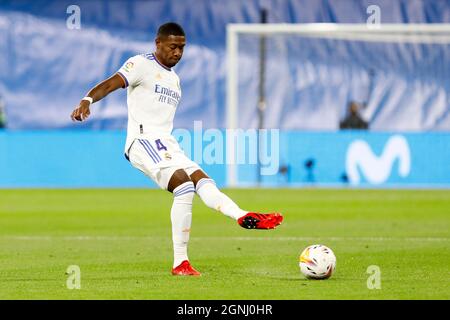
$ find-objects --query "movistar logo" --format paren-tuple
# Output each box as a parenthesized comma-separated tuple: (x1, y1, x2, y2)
(345, 135, 411, 185)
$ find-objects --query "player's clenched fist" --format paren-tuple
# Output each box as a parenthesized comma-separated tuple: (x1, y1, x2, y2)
(71, 99, 91, 121)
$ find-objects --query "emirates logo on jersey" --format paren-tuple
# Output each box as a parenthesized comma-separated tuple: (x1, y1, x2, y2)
(155, 84, 181, 107)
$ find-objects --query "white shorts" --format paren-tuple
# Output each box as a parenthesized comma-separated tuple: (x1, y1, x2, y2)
(128, 134, 202, 190)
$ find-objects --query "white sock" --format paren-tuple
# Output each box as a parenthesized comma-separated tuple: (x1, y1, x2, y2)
(196, 178, 247, 220)
(171, 181, 195, 268)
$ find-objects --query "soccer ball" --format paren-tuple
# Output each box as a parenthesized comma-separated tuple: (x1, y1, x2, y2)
(299, 244, 336, 279)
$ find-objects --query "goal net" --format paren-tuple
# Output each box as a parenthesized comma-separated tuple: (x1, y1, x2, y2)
(225, 23, 450, 187)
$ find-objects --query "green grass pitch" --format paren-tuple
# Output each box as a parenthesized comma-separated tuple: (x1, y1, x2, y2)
(0, 188, 449, 300)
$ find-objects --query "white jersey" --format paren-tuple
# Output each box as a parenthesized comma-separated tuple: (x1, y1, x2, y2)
(117, 53, 182, 157)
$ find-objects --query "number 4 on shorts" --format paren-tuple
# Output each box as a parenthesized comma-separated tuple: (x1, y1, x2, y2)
(155, 139, 167, 151)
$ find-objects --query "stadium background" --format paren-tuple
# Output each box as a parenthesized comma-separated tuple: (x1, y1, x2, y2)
(0, 0, 449, 188)
(0, 0, 449, 302)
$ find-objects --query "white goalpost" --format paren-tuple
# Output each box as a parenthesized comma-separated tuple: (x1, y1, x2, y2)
(226, 23, 450, 187)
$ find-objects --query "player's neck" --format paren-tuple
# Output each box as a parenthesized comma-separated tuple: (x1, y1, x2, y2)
(153, 52, 171, 71)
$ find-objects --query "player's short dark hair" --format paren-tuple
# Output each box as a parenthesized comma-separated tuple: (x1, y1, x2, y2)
(157, 22, 185, 38)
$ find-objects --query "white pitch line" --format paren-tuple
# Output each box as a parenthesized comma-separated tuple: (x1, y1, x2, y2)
(0, 236, 449, 242)
(229, 236, 450, 242)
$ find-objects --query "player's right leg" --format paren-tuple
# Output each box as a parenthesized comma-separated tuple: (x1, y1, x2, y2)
(189, 170, 283, 230)
(128, 141, 200, 276)
(167, 169, 201, 276)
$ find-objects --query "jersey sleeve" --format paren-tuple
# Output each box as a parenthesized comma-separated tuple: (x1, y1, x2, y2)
(117, 56, 144, 88)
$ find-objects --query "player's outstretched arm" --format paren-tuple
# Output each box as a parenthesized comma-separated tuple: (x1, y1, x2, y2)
(70, 73, 126, 122)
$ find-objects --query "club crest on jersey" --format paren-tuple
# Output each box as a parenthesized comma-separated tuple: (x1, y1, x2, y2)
(156, 73, 162, 80)
(164, 152, 172, 160)
(124, 61, 134, 71)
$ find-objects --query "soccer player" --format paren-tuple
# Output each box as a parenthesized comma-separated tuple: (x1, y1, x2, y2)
(70, 22, 283, 276)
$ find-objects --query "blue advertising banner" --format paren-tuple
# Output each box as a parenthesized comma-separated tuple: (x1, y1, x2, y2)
(0, 130, 449, 188)
(239, 131, 450, 188)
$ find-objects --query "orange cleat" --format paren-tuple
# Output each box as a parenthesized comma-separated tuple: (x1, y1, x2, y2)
(237, 212, 283, 230)
(171, 260, 201, 276)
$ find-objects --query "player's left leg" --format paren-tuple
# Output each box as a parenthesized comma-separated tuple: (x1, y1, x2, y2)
(189, 169, 246, 220)
(189, 170, 283, 230)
